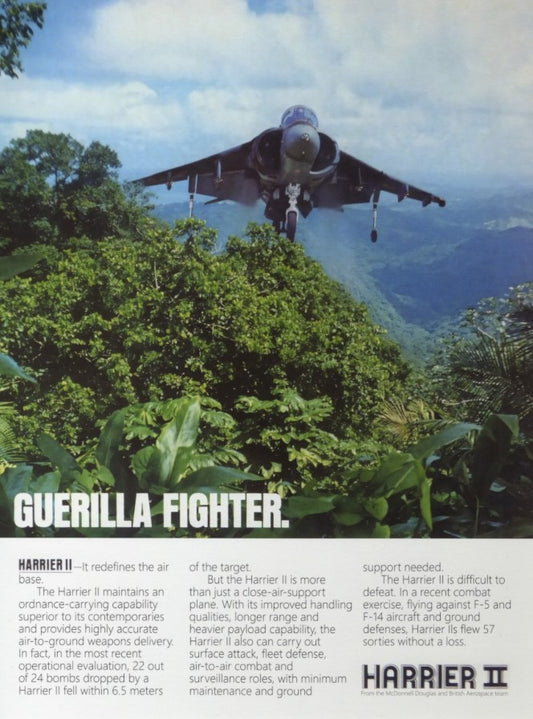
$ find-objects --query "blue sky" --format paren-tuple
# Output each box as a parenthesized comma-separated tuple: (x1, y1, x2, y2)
(1, 0, 532, 194)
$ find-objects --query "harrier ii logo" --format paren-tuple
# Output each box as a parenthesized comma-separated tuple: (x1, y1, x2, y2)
(362, 664, 508, 690)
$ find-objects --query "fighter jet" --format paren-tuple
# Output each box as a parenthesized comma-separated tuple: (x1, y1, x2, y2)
(134, 105, 445, 242)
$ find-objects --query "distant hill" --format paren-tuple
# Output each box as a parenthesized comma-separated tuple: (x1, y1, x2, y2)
(373, 226, 533, 326)
(152, 187, 533, 360)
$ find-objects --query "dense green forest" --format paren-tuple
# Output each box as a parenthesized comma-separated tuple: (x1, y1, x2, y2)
(154, 191, 533, 362)
(1, 129, 532, 538)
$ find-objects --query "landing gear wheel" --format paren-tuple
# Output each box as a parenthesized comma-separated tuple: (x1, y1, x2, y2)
(370, 229, 378, 243)
(286, 210, 297, 241)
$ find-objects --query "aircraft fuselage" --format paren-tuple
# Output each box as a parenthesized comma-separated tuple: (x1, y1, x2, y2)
(134, 104, 445, 242)
(279, 121, 321, 184)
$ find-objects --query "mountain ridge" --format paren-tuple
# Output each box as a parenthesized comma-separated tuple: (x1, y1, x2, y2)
(152, 187, 533, 359)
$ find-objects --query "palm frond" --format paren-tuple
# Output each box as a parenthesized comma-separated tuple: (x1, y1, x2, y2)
(448, 326, 533, 423)
(0, 396, 25, 462)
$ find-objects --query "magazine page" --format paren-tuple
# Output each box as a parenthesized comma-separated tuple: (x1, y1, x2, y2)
(1, 2, 531, 718)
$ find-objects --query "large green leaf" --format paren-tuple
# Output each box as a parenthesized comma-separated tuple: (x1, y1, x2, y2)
(0, 352, 36, 383)
(364, 496, 389, 521)
(469, 414, 519, 499)
(30, 471, 60, 493)
(132, 446, 157, 487)
(0, 252, 43, 280)
(37, 433, 81, 483)
(410, 422, 480, 461)
(0, 463, 33, 500)
(180, 465, 262, 493)
(419, 475, 433, 530)
(371, 523, 391, 538)
(95, 408, 126, 469)
(333, 496, 365, 526)
(149, 398, 201, 486)
(372, 452, 426, 496)
(479, 413, 519, 442)
(283, 495, 336, 518)
(370, 452, 433, 530)
(0, 464, 33, 521)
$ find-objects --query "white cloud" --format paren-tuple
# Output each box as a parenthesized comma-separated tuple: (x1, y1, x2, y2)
(86, 0, 310, 86)
(0, 75, 184, 148)
(1, 0, 531, 183)
(85, 0, 532, 111)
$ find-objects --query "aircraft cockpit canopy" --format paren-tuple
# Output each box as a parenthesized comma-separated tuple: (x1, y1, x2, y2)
(280, 106, 319, 129)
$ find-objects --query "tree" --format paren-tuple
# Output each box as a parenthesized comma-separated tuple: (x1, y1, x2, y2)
(0, 1, 46, 78)
(77, 141, 120, 186)
(433, 284, 533, 432)
(0, 220, 410, 452)
(0, 130, 149, 250)
(0, 250, 42, 472)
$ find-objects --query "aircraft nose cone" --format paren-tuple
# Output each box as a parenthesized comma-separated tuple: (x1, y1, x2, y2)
(282, 123, 320, 163)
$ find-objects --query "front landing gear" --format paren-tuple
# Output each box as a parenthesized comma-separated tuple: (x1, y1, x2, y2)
(265, 184, 311, 241)
(286, 210, 298, 241)
(284, 183, 301, 241)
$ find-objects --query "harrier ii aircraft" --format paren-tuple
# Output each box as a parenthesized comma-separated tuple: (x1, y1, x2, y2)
(134, 105, 445, 242)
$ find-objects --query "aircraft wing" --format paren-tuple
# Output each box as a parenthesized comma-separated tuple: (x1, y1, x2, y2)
(134, 140, 260, 204)
(335, 151, 446, 207)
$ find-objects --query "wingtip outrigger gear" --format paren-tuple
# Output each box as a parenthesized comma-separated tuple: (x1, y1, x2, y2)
(371, 189, 380, 242)
(188, 174, 198, 217)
